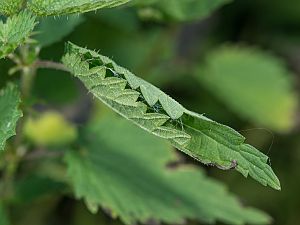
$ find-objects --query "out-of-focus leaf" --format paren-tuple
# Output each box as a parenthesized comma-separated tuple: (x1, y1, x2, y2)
(27, 0, 131, 16)
(91, 8, 139, 32)
(0, 203, 9, 225)
(65, 115, 271, 225)
(0, 11, 37, 59)
(63, 43, 281, 190)
(198, 45, 297, 132)
(0, 83, 22, 151)
(36, 15, 84, 47)
(133, 0, 232, 21)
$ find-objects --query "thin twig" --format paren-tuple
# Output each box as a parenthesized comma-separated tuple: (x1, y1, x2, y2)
(35, 60, 70, 72)
(24, 148, 64, 161)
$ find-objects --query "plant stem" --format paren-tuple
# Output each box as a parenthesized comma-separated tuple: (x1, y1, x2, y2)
(1, 47, 37, 200)
(35, 60, 69, 72)
(1, 54, 68, 200)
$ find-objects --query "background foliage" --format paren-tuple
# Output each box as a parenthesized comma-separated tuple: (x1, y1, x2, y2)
(0, 0, 299, 225)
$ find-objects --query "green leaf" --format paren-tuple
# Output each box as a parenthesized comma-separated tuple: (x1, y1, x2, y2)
(36, 15, 84, 47)
(27, 0, 131, 16)
(0, 10, 37, 59)
(0, 83, 22, 151)
(133, 0, 232, 21)
(62, 42, 281, 190)
(0, 0, 24, 16)
(198, 45, 297, 132)
(65, 115, 271, 225)
(0, 202, 9, 225)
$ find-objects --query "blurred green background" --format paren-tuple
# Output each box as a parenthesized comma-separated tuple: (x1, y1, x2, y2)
(1, 0, 300, 224)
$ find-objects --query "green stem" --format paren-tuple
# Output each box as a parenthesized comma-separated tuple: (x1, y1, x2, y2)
(20, 66, 37, 98)
(1, 50, 68, 200)
(1, 59, 70, 199)
(1, 46, 37, 200)
(35, 60, 69, 72)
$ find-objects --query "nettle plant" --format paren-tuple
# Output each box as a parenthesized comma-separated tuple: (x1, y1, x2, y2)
(0, 0, 283, 225)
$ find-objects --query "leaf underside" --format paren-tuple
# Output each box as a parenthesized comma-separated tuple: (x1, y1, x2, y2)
(62, 42, 280, 190)
(66, 116, 270, 225)
(0, 83, 22, 151)
(27, 0, 131, 16)
(0, 10, 37, 59)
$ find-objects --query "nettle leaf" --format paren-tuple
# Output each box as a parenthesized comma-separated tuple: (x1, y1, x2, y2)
(65, 116, 271, 225)
(0, 10, 37, 59)
(133, 0, 232, 21)
(27, 0, 131, 16)
(62, 42, 281, 190)
(0, 83, 22, 151)
(0, 0, 24, 16)
(198, 45, 297, 132)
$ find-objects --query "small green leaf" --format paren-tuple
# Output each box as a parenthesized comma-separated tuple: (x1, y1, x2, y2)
(27, 0, 131, 16)
(0, 0, 24, 16)
(62, 42, 281, 190)
(0, 83, 22, 151)
(66, 115, 271, 225)
(198, 45, 297, 132)
(0, 10, 37, 59)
